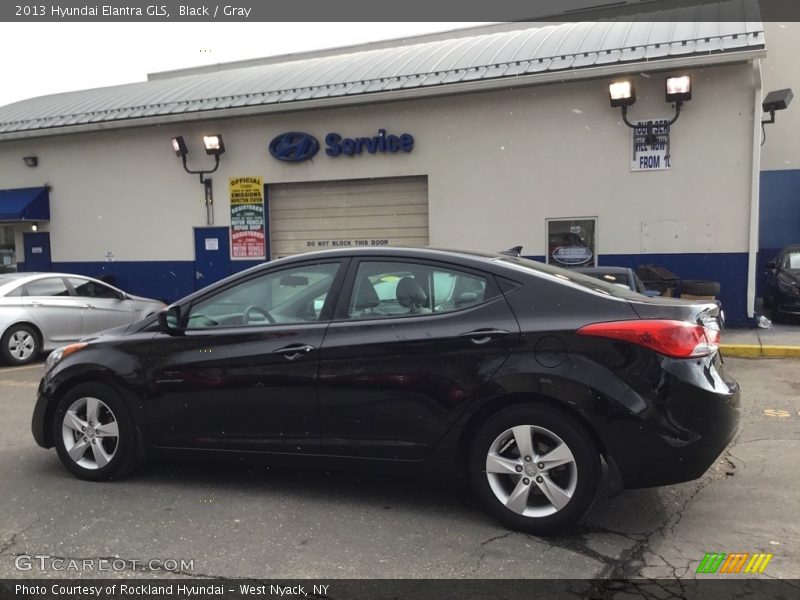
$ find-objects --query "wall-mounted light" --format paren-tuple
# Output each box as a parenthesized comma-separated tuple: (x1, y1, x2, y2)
(31, 223, 38, 231)
(203, 134, 225, 156)
(609, 80, 636, 107)
(665, 75, 692, 103)
(171, 136, 188, 157)
(609, 74, 692, 149)
(760, 88, 793, 146)
(23, 156, 38, 168)
(170, 134, 226, 225)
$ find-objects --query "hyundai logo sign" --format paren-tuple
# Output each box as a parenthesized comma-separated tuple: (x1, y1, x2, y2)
(269, 132, 320, 162)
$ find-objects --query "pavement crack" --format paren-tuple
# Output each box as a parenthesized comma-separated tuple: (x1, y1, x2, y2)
(469, 531, 515, 575)
(0, 518, 41, 556)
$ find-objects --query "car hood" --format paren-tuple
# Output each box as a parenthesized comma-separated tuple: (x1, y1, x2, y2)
(80, 315, 159, 343)
(778, 271, 800, 287)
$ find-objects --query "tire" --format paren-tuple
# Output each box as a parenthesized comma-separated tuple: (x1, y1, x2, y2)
(52, 382, 141, 481)
(1, 324, 40, 366)
(680, 280, 720, 296)
(469, 405, 600, 536)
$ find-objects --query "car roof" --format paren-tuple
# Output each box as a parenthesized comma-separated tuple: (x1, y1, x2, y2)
(0, 272, 121, 292)
(573, 267, 631, 275)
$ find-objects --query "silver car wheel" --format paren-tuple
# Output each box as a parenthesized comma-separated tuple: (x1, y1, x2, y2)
(61, 397, 119, 470)
(8, 330, 36, 361)
(485, 425, 578, 518)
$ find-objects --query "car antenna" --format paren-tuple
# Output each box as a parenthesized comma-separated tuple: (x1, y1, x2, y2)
(498, 246, 523, 257)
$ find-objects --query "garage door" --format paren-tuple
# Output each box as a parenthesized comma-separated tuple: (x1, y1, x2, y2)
(269, 176, 428, 258)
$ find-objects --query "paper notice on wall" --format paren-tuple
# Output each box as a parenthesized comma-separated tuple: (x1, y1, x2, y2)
(229, 176, 266, 258)
(631, 117, 671, 171)
(205, 238, 219, 251)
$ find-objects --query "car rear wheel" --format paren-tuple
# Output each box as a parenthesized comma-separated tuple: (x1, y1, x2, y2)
(469, 405, 600, 535)
(52, 382, 140, 481)
(1, 324, 40, 365)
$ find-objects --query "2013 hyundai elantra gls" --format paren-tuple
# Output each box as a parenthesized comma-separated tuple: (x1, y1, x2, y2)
(32, 247, 739, 535)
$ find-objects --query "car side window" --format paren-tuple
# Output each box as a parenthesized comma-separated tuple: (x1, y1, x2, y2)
(186, 262, 340, 329)
(3, 284, 23, 297)
(69, 278, 120, 299)
(24, 277, 70, 297)
(348, 261, 490, 320)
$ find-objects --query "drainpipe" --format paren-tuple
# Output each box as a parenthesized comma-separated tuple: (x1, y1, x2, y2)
(747, 59, 763, 321)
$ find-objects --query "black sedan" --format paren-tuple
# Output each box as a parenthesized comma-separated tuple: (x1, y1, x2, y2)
(764, 244, 800, 320)
(32, 247, 739, 535)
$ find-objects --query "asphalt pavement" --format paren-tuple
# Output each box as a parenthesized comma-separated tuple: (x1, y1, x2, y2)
(0, 357, 798, 580)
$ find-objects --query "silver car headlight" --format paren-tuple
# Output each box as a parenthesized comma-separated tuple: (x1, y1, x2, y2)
(45, 343, 87, 372)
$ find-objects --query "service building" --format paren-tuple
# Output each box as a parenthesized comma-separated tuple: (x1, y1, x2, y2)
(1, 8, 798, 325)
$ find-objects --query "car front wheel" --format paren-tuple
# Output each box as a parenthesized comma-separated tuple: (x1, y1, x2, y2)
(52, 382, 140, 481)
(469, 405, 600, 535)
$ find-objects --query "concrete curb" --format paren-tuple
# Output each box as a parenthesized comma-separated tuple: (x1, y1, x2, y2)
(720, 344, 800, 358)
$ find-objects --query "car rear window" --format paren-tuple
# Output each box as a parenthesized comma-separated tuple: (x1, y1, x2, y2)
(494, 256, 642, 299)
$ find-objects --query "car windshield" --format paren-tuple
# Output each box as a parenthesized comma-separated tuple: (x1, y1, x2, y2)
(494, 256, 642, 298)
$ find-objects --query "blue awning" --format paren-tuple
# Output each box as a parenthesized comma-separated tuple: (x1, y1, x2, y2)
(0, 186, 50, 221)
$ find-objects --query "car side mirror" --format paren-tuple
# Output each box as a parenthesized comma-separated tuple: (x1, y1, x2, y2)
(158, 306, 184, 336)
(766, 261, 777, 270)
(117, 291, 128, 301)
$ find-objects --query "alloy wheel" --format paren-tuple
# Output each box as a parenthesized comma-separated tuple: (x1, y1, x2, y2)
(485, 425, 578, 518)
(61, 397, 119, 470)
(8, 330, 36, 361)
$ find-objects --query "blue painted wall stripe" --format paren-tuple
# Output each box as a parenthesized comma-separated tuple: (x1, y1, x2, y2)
(46, 252, 749, 324)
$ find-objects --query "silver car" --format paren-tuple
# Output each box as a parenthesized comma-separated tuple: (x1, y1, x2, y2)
(0, 273, 164, 365)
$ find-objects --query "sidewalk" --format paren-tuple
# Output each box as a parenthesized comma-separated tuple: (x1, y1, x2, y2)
(721, 322, 800, 358)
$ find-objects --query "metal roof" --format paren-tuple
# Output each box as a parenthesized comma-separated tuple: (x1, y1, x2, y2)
(0, 4, 764, 138)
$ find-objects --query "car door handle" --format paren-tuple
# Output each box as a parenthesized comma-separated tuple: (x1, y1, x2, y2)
(84, 304, 96, 309)
(458, 329, 511, 345)
(273, 344, 316, 360)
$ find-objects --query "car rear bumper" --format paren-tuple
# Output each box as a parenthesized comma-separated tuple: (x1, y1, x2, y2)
(599, 355, 741, 489)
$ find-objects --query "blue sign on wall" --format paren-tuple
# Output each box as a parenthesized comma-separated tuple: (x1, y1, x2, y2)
(269, 129, 414, 162)
(326, 129, 414, 157)
(269, 132, 320, 162)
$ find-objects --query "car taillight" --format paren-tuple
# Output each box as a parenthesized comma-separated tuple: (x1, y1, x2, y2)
(576, 319, 720, 359)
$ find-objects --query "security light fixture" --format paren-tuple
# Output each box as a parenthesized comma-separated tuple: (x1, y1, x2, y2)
(203, 134, 225, 156)
(171, 136, 188, 157)
(170, 134, 227, 225)
(762, 88, 793, 125)
(665, 75, 692, 103)
(23, 156, 38, 168)
(31, 223, 38, 231)
(609, 80, 636, 107)
(609, 74, 692, 150)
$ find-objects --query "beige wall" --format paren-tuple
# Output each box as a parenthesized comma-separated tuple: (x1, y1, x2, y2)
(761, 22, 800, 172)
(0, 61, 756, 262)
